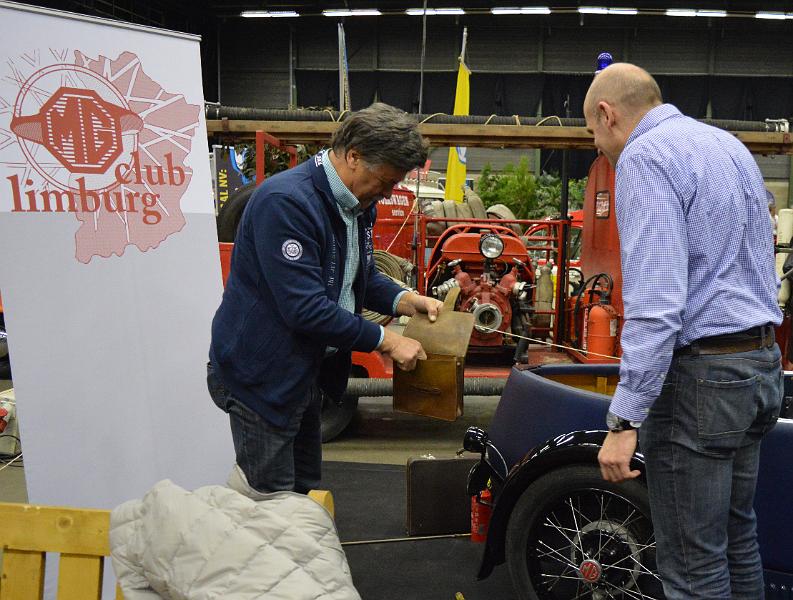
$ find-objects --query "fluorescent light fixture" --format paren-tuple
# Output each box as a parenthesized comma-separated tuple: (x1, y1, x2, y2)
(240, 10, 299, 17)
(578, 7, 635, 15)
(696, 9, 726, 17)
(406, 7, 465, 15)
(491, 6, 551, 15)
(323, 9, 381, 17)
(666, 8, 696, 17)
(756, 11, 786, 19)
(578, 6, 608, 14)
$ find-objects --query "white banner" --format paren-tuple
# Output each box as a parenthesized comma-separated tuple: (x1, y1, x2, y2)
(0, 0, 233, 520)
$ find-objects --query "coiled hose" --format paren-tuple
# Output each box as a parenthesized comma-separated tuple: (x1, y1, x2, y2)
(362, 250, 415, 325)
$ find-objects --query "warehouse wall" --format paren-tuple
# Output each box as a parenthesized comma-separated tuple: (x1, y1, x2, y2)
(218, 14, 793, 122)
(216, 13, 793, 183)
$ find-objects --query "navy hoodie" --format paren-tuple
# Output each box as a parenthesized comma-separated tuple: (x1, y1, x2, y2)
(209, 153, 404, 428)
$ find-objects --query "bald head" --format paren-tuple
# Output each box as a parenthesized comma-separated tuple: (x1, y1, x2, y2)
(584, 63, 662, 119)
(583, 63, 663, 166)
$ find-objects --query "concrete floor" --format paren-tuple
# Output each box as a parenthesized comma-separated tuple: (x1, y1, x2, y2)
(0, 380, 499, 504)
(322, 395, 500, 464)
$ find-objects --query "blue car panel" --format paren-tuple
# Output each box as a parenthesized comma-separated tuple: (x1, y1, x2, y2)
(480, 365, 793, 583)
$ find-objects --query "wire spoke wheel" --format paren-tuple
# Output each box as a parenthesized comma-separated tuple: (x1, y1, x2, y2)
(506, 465, 664, 600)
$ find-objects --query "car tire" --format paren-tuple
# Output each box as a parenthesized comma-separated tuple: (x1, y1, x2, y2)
(321, 393, 359, 443)
(486, 203, 523, 236)
(505, 464, 661, 600)
(427, 200, 446, 236)
(466, 193, 488, 220)
(456, 201, 474, 221)
(217, 182, 257, 243)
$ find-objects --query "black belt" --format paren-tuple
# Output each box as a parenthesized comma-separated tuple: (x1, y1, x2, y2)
(675, 324, 775, 357)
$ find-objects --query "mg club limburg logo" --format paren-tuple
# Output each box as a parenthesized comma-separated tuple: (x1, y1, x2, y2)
(1, 50, 201, 263)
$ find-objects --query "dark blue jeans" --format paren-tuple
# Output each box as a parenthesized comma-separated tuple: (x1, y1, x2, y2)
(640, 344, 783, 600)
(207, 363, 322, 494)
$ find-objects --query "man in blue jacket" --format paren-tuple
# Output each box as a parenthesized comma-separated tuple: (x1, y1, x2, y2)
(208, 103, 442, 494)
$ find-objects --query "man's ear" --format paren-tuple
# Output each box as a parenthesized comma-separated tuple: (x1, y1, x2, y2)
(346, 149, 361, 169)
(598, 101, 616, 128)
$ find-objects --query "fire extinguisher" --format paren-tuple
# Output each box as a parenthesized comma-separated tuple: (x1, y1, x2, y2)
(586, 301, 619, 358)
(471, 488, 493, 543)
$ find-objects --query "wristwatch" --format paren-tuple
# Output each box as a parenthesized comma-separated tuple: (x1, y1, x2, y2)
(606, 411, 642, 432)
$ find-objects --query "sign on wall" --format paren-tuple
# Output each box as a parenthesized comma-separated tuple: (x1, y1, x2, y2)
(0, 0, 233, 521)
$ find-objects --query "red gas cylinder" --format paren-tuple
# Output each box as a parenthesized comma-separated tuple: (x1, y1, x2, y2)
(471, 488, 493, 543)
(586, 303, 619, 358)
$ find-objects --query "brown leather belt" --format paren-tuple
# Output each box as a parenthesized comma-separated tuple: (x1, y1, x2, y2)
(675, 324, 775, 357)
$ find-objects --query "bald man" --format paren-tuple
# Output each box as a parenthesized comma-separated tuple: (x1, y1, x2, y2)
(584, 63, 782, 599)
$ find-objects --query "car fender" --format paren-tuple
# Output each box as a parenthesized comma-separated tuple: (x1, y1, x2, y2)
(477, 429, 646, 580)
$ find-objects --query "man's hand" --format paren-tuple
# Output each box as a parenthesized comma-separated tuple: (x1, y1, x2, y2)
(378, 327, 427, 371)
(598, 430, 641, 483)
(396, 293, 443, 322)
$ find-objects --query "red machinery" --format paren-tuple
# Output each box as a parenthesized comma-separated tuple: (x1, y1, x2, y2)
(424, 224, 534, 351)
(564, 155, 622, 364)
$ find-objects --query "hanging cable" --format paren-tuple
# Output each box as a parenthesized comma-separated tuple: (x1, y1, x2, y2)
(384, 197, 419, 254)
(478, 325, 620, 361)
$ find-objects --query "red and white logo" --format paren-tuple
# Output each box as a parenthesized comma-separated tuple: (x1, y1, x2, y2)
(579, 559, 602, 583)
(1, 50, 201, 263)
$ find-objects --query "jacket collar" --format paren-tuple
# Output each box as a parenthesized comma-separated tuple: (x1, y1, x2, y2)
(308, 153, 375, 227)
(308, 153, 344, 221)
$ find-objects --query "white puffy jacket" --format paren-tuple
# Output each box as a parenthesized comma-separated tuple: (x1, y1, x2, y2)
(110, 472, 360, 600)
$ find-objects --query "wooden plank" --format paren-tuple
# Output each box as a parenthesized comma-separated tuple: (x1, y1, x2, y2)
(307, 490, 335, 519)
(206, 119, 793, 154)
(0, 503, 111, 556)
(0, 549, 45, 600)
(596, 376, 609, 395)
(57, 554, 103, 600)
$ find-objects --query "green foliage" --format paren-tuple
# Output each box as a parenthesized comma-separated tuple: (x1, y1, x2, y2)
(475, 160, 587, 219)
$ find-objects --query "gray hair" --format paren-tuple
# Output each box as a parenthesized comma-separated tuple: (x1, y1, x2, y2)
(331, 102, 429, 172)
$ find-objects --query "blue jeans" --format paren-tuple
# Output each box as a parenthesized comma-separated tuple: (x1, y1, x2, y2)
(640, 344, 783, 600)
(207, 363, 322, 494)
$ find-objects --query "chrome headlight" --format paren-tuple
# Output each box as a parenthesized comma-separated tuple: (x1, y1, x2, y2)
(479, 233, 504, 259)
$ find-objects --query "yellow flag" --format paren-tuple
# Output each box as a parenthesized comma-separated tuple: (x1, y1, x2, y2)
(444, 59, 470, 202)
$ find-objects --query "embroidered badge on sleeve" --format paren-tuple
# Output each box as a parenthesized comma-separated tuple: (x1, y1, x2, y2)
(282, 239, 303, 261)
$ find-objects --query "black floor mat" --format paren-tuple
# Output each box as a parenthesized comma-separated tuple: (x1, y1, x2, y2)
(322, 461, 517, 600)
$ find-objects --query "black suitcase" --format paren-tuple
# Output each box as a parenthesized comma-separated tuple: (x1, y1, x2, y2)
(405, 456, 479, 536)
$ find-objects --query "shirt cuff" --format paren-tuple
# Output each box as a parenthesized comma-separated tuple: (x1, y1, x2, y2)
(608, 386, 653, 423)
(377, 325, 385, 348)
(392, 290, 410, 314)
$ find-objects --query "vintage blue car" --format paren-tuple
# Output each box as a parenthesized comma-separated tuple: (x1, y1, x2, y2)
(463, 363, 793, 600)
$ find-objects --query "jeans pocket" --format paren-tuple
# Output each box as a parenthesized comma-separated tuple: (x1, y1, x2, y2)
(207, 363, 231, 413)
(696, 375, 758, 453)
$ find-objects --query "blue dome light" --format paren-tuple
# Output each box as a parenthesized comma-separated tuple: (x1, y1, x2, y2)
(596, 52, 613, 73)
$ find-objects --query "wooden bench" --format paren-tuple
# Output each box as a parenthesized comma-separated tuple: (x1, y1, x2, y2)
(0, 490, 334, 599)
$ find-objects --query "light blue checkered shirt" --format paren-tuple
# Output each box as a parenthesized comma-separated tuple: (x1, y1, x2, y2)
(321, 151, 407, 348)
(610, 104, 782, 422)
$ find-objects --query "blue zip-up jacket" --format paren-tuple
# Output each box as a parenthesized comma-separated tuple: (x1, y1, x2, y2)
(209, 153, 404, 427)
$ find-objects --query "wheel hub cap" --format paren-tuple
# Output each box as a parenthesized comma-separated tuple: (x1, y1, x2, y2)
(578, 559, 602, 583)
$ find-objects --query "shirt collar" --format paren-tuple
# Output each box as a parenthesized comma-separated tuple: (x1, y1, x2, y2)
(624, 103, 682, 151)
(321, 149, 362, 214)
